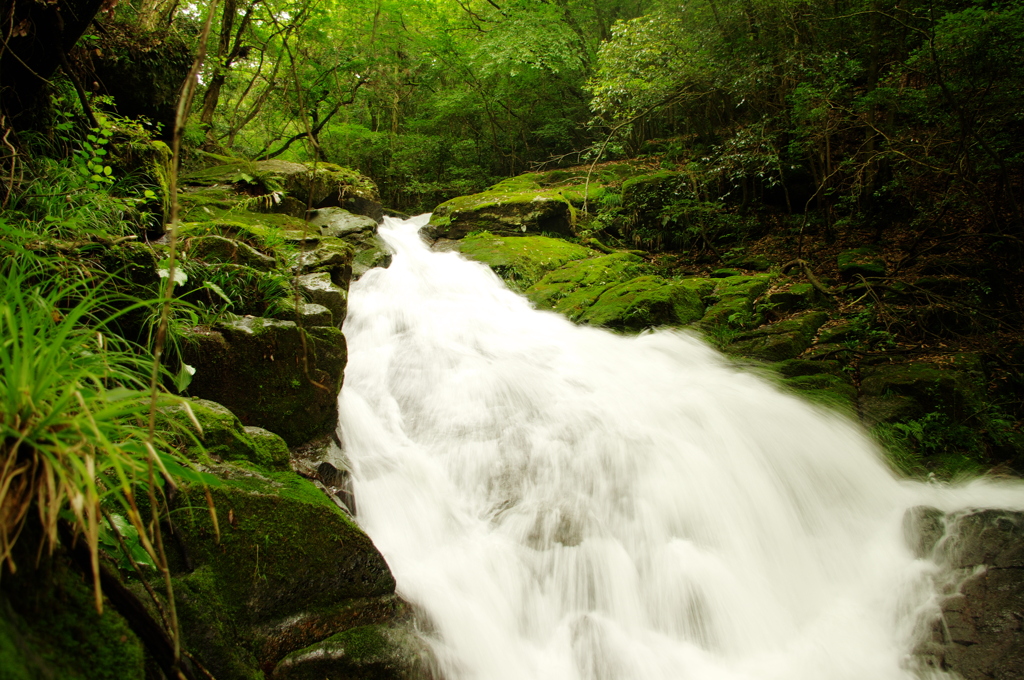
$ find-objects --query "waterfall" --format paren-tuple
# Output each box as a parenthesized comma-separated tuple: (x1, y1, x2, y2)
(337, 215, 1024, 680)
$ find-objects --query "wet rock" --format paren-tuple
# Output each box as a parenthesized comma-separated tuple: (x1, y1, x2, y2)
(182, 317, 346, 446)
(296, 272, 347, 327)
(309, 207, 379, 238)
(272, 623, 437, 680)
(906, 508, 1024, 680)
(269, 298, 335, 327)
(304, 206, 394, 281)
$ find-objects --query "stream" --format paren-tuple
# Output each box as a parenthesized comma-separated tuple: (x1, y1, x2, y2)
(337, 214, 1024, 680)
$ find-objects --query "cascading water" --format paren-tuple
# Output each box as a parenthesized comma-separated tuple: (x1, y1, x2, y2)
(337, 215, 1024, 680)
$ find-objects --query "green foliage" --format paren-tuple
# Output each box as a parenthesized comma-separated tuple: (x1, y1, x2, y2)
(0, 255, 202, 599)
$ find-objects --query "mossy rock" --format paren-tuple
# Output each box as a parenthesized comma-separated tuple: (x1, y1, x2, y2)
(308, 207, 378, 238)
(273, 624, 435, 680)
(269, 298, 335, 327)
(186, 234, 277, 271)
(712, 274, 773, 302)
(183, 158, 379, 206)
(577, 276, 705, 331)
(676, 277, 716, 301)
(723, 311, 829, 361)
(837, 247, 886, 280)
(773, 358, 843, 378)
(0, 530, 146, 680)
(699, 296, 759, 330)
(160, 397, 290, 469)
(726, 254, 773, 271)
(425, 174, 602, 240)
(858, 359, 984, 420)
(458, 232, 597, 289)
(167, 465, 397, 678)
(525, 252, 648, 317)
(765, 282, 819, 312)
(305, 208, 388, 281)
(296, 272, 348, 327)
(182, 317, 347, 446)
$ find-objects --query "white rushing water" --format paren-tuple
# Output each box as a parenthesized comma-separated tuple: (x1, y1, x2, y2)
(337, 215, 1024, 680)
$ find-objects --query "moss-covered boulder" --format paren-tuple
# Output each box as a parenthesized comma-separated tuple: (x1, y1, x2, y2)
(182, 317, 346, 446)
(576, 276, 705, 331)
(837, 247, 886, 280)
(724, 311, 829, 362)
(458, 232, 597, 289)
(167, 465, 398, 679)
(296, 272, 347, 327)
(698, 274, 775, 329)
(183, 158, 381, 221)
(525, 253, 646, 317)
(269, 298, 335, 327)
(273, 624, 435, 680)
(859, 359, 983, 422)
(425, 177, 588, 240)
(765, 282, 820, 312)
(160, 397, 290, 469)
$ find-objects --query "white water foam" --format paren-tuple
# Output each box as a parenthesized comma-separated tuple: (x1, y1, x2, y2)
(337, 215, 1024, 680)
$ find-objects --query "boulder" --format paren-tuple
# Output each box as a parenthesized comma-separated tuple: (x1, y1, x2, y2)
(296, 272, 347, 327)
(269, 298, 335, 327)
(426, 178, 584, 240)
(160, 397, 290, 469)
(167, 464, 399, 679)
(576, 276, 705, 331)
(305, 207, 387, 281)
(182, 317, 346, 446)
(273, 623, 436, 680)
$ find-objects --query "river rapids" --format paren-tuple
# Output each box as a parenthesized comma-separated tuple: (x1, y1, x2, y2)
(337, 214, 1024, 680)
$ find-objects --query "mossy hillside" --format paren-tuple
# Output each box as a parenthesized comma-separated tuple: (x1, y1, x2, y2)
(167, 465, 397, 677)
(458, 232, 597, 289)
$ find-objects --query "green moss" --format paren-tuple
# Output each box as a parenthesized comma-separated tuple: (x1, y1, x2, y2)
(526, 252, 647, 311)
(0, 541, 146, 680)
(459, 232, 596, 289)
(724, 311, 829, 361)
(781, 373, 857, 414)
(160, 398, 290, 470)
(164, 464, 395, 676)
(713, 274, 773, 301)
(578, 276, 705, 330)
